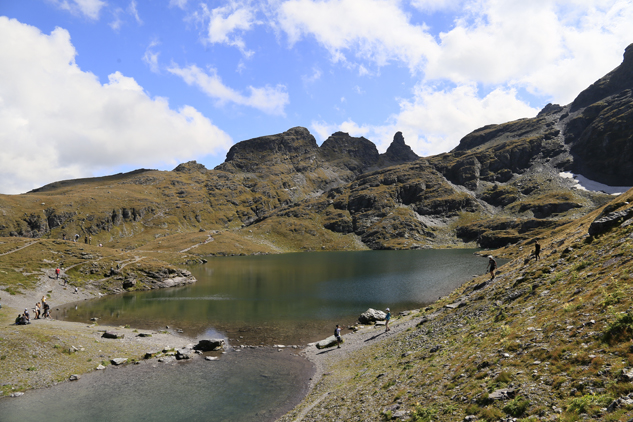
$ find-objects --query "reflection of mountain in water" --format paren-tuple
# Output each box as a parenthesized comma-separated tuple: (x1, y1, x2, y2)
(58, 249, 491, 345)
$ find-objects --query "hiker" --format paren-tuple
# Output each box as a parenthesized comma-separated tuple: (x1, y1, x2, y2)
(43, 301, 50, 318)
(533, 241, 541, 261)
(335, 324, 342, 348)
(74, 234, 79, 242)
(486, 256, 497, 280)
(385, 308, 391, 332)
(55, 267, 60, 279)
(23, 308, 30, 322)
(62, 233, 66, 240)
(35, 302, 41, 319)
(84, 236, 88, 244)
(74, 286, 78, 294)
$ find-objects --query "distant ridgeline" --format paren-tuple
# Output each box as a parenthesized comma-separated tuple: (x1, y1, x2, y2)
(1, 44, 633, 254)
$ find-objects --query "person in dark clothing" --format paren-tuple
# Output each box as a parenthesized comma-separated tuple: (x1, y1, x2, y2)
(486, 256, 497, 280)
(534, 241, 541, 261)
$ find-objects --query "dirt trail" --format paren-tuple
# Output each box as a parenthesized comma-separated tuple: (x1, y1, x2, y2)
(0, 241, 39, 257)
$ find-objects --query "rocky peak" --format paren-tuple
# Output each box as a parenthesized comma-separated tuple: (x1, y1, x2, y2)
(319, 132, 380, 174)
(537, 103, 564, 117)
(382, 132, 418, 163)
(173, 161, 207, 173)
(216, 127, 319, 173)
(571, 43, 633, 111)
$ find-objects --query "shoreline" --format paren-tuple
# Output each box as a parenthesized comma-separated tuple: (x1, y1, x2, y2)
(0, 270, 317, 422)
(278, 310, 428, 422)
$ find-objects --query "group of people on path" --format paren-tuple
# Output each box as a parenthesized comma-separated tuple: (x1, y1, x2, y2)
(486, 239, 541, 281)
(15, 296, 50, 325)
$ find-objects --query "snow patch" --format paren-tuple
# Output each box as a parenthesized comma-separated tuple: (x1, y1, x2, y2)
(559, 172, 632, 195)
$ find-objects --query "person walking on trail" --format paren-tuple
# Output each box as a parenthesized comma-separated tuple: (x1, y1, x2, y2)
(385, 308, 391, 332)
(335, 324, 342, 348)
(533, 240, 541, 261)
(486, 256, 497, 280)
(55, 267, 60, 279)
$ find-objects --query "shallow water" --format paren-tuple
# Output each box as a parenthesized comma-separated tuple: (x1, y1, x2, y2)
(57, 249, 488, 345)
(0, 348, 310, 422)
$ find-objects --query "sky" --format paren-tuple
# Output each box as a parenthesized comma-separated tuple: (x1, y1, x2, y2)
(1, 1, 632, 194)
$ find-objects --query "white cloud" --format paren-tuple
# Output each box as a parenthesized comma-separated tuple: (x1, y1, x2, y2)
(169, 0, 189, 9)
(109, 8, 124, 31)
(302, 67, 322, 85)
(0, 17, 232, 194)
(315, 83, 538, 156)
(197, 2, 258, 57)
(128, 0, 143, 25)
(426, 0, 633, 104)
(392, 83, 539, 155)
(411, 0, 463, 12)
(276, 0, 439, 71)
(167, 63, 289, 116)
(47, 0, 106, 20)
(143, 40, 160, 73)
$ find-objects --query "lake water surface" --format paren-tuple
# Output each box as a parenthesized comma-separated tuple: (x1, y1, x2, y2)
(58, 249, 486, 345)
(1, 249, 490, 422)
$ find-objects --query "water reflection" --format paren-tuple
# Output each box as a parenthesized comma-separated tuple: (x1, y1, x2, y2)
(59, 249, 487, 345)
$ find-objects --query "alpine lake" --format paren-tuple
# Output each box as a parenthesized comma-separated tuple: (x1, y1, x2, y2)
(0, 249, 494, 422)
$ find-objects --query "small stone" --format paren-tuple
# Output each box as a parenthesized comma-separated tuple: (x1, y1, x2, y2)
(111, 358, 127, 366)
(96, 364, 105, 370)
(205, 356, 218, 361)
(69, 374, 81, 381)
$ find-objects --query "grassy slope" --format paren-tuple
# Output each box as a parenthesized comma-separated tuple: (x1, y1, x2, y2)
(280, 189, 633, 422)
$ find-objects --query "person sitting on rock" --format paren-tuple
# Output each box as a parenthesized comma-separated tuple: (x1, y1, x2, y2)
(23, 308, 30, 323)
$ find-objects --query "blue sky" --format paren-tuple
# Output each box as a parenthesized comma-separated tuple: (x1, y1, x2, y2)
(1, 0, 632, 194)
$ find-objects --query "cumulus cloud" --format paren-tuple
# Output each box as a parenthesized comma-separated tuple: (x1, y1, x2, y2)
(276, 0, 439, 71)
(0, 17, 232, 194)
(426, 0, 633, 103)
(393, 83, 539, 155)
(167, 63, 289, 116)
(196, 1, 258, 57)
(47, 0, 106, 20)
(314, 83, 538, 156)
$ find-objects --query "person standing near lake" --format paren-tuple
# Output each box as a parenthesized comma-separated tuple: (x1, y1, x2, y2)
(486, 256, 497, 280)
(385, 308, 391, 332)
(335, 324, 342, 348)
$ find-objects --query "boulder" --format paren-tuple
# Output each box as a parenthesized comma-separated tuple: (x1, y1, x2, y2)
(315, 335, 341, 349)
(488, 388, 517, 400)
(589, 208, 633, 236)
(193, 339, 225, 352)
(111, 358, 127, 366)
(102, 331, 124, 339)
(69, 374, 81, 381)
(175, 349, 192, 360)
(359, 308, 387, 324)
(620, 367, 633, 382)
